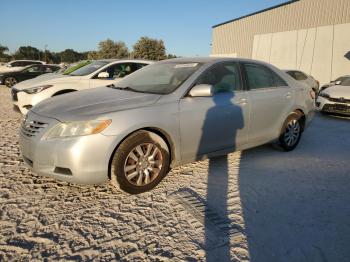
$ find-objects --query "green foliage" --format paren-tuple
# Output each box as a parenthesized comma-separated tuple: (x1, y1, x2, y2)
(88, 39, 129, 59)
(132, 37, 166, 61)
(13, 46, 41, 60)
(63, 60, 92, 75)
(0, 44, 10, 62)
(59, 49, 84, 63)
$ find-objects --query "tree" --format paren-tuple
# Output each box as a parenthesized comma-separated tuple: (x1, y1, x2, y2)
(132, 37, 166, 61)
(13, 46, 41, 60)
(0, 44, 10, 62)
(87, 51, 100, 60)
(95, 39, 129, 59)
(58, 49, 82, 63)
(0, 44, 9, 56)
(167, 54, 178, 59)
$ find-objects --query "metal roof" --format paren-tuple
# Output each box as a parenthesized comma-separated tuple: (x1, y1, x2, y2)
(212, 0, 300, 28)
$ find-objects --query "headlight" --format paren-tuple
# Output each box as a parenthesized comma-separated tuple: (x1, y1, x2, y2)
(319, 92, 330, 99)
(44, 119, 112, 139)
(23, 85, 53, 94)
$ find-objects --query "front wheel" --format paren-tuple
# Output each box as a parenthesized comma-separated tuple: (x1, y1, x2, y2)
(4, 77, 17, 87)
(279, 113, 303, 151)
(110, 130, 170, 194)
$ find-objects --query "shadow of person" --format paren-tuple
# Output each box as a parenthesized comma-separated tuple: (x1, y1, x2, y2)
(197, 91, 244, 261)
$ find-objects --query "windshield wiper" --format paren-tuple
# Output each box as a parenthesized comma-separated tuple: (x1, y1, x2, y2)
(107, 84, 147, 93)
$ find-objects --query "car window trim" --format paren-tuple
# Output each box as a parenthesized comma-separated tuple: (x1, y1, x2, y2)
(91, 62, 139, 80)
(183, 60, 246, 98)
(241, 62, 288, 91)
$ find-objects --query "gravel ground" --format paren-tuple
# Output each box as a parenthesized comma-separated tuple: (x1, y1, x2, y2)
(1, 85, 350, 261)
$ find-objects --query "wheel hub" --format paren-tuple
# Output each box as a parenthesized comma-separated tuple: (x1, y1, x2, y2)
(124, 143, 163, 186)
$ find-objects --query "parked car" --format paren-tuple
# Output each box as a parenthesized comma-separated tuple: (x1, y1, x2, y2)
(0, 64, 60, 87)
(284, 70, 319, 93)
(19, 58, 315, 194)
(319, 75, 350, 92)
(11, 59, 153, 114)
(317, 77, 350, 116)
(0, 60, 45, 73)
(25, 61, 93, 82)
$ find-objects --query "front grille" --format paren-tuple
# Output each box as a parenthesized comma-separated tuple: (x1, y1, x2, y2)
(328, 97, 350, 103)
(21, 119, 48, 137)
(323, 104, 350, 114)
(11, 89, 18, 101)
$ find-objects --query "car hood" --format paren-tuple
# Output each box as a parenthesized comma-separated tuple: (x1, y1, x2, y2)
(13, 75, 82, 90)
(31, 87, 161, 121)
(322, 85, 350, 99)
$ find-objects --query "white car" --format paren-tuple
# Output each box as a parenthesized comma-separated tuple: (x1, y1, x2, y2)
(317, 77, 350, 116)
(0, 60, 45, 73)
(11, 59, 153, 114)
(284, 70, 319, 93)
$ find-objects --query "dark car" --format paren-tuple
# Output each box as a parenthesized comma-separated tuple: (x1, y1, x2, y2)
(0, 64, 60, 87)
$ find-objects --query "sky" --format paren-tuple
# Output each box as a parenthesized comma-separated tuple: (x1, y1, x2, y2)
(1, 0, 287, 57)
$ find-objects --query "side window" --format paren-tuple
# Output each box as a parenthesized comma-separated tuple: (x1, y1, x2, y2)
(99, 63, 137, 79)
(137, 63, 148, 70)
(44, 66, 54, 73)
(294, 71, 308, 80)
(11, 62, 21, 67)
(244, 63, 275, 90)
(272, 71, 288, 87)
(196, 62, 242, 93)
(25, 66, 42, 73)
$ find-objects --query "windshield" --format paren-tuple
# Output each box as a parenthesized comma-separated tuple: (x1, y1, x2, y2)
(115, 62, 203, 94)
(69, 61, 109, 76)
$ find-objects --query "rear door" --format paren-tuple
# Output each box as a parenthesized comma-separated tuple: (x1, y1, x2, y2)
(179, 61, 250, 160)
(242, 62, 293, 144)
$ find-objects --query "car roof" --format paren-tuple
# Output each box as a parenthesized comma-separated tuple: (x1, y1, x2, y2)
(158, 57, 273, 64)
(10, 60, 43, 63)
(96, 59, 154, 64)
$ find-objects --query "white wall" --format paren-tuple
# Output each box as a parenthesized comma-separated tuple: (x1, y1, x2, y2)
(252, 23, 350, 85)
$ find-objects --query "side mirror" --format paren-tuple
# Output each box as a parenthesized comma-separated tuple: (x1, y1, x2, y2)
(6, 64, 12, 67)
(97, 72, 109, 78)
(188, 84, 213, 97)
(335, 80, 341, 85)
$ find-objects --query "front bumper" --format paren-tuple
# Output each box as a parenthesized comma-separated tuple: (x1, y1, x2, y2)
(316, 96, 350, 115)
(12, 88, 41, 115)
(19, 112, 120, 185)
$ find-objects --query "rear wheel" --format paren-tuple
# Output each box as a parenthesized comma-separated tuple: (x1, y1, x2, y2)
(279, 113, 303, 151)
(4, 77, 17, 87)
(111, 130, 170, 194)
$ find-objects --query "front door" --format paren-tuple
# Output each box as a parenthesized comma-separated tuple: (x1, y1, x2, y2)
(179, 62, 250, 161)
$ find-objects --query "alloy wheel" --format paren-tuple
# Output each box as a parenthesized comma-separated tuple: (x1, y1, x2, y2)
(124, 143, 163, 186)
(283, 119, 301, 147)
(5, 77, 17, 87)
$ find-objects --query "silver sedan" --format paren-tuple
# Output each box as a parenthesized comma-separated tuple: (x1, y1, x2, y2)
(19, 58, 315, 194)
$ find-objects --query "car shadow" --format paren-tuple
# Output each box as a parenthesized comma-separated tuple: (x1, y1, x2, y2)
(238, 113, 350, 261)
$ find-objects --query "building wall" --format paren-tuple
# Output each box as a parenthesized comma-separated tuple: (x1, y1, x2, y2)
(212, 0, 350, 84)
(252, 23, 350, 85)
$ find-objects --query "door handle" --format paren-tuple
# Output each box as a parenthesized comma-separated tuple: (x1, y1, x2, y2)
(286, 92, 292, 98)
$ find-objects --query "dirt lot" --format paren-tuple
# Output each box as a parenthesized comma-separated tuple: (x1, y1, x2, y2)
(1, 85, 350, 261)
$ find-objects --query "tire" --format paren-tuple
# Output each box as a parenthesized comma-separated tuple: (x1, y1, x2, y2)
(4, 77, 17, 87)
(279, 112, 303, 151)
(110, 130, 170, 194)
